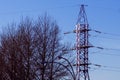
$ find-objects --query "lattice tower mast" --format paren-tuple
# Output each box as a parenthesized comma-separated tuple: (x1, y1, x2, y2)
(76, 4, 90, 80)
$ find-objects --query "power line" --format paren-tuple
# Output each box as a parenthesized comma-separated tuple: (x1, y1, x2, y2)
(61, 3, 120, 79)
(90, 35, 120, 41)
(95, 46, 120, 51)
(90, 49, 120, 56)
(92, 29, 120, 37)
(88, 46, 120, 52)
(90, 52, 120, 56)
(89, 29, 120, 41)
(89, 46, 120, 56)
(63, 45, 120, 53)
(90, 68, 120, 72)
(90, 63, 120, 72)
(102, 65, 120, 70)
(85, 62, 120, 72)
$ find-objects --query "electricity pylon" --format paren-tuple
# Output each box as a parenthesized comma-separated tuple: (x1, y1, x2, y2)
(75, 4, 90, 80)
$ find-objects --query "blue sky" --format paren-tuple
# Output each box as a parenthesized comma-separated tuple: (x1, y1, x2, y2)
(0, 0, 120, 80)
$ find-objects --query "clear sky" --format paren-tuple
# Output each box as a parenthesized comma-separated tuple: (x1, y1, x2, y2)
(0, 0, 120, 80)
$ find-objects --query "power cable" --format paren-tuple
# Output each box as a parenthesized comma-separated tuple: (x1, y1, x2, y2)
(90, 52, 120, 56)
(90, 35, 120, 41)
(91, 29, 120, 37)
(90, 63, 120, 72)
(90, 68, 120, 72)
(93, 46, 120, 51)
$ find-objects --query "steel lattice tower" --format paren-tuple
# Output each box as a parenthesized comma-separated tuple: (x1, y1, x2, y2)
(76, 4, 90, 80)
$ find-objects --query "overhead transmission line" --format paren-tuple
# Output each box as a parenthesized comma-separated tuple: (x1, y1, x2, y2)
(90, 51, 120, 57)
(64, 28, 120, 37)
(94, 46, 120, 51)
(72, 62, 120, 72)
(90, 67, 120, 72)
(90, 35, 120, 41)
(91, 29, 120, 37)
(64, 28, 120, 58)
(64, 29, 120, 52)
(64, 28, 120, 41)
(62, 42, 120, 52)
(90, 63, 120, 72)
(89, 29, 120, 41)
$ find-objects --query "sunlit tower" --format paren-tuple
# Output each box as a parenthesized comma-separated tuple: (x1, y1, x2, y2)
(75, 4, 90, 80)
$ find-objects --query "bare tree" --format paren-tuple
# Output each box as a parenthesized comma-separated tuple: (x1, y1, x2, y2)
(0, 22, 35, 80)
(32, 15, 69, 80)
(0, 15, 70, 80)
